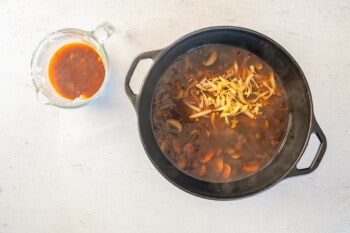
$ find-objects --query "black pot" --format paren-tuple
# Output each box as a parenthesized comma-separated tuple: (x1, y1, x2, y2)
(125, 26, 327, 199)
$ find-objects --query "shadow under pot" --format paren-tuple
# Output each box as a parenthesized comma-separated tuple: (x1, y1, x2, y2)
(125, 26, 327, 200)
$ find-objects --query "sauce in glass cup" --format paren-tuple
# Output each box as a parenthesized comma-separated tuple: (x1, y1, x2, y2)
(31, 22, 116, 108)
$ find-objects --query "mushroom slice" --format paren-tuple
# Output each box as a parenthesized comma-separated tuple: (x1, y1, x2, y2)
(202, 49, 218, 66)
(166, 119, 183, 134)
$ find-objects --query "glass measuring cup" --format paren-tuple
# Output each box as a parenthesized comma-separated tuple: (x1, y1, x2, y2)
(31, 22, 116, 108)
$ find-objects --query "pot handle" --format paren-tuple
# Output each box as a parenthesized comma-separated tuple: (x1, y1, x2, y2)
(125, 49, 162, 108)
(287, 118, 327, 177)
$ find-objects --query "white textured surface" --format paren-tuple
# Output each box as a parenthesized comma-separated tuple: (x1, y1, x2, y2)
(0, 0, 349, 232)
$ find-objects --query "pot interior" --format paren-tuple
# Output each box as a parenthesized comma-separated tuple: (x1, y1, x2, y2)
(151, 44, 291, 183)
(138, 27, 313, 199)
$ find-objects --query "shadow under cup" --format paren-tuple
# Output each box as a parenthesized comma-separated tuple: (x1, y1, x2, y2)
(31, 26, 113, 108)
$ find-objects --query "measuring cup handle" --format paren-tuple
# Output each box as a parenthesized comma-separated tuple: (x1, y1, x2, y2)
(91, 22, 118, 45)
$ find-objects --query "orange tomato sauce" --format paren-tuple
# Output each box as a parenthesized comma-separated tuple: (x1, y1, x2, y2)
(49, 43, 105, 100)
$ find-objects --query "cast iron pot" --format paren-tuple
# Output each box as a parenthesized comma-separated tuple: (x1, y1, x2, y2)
(125, 26, 327, 199)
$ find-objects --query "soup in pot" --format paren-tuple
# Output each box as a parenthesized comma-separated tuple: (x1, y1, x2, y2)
(152, 44, 289, 182)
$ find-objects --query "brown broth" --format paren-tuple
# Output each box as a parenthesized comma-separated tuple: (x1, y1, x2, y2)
(49, 43, 105, 100)
(152, 44, 289, 182)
